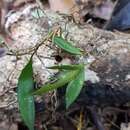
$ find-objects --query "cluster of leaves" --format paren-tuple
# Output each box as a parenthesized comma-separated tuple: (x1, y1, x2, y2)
(17, 35, 85, 130)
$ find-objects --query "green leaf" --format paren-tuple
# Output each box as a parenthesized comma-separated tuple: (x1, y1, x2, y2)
(32, 70, 80, 95)
(66, 67, 85, 109)
(47, 64, 84, 70)
(53, 36, 83, 55)
(17, 58, 35, 130)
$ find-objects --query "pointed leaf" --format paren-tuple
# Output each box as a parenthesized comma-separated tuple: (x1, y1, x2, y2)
(47, 64, 84, 70)
(53, 36, 83, 55)
(66, 67, 85, 109)
(32, 70, 80, 95)
(18, 58, 35, 130)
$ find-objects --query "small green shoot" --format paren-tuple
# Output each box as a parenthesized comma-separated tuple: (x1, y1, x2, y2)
(17, 29, 86, 130)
